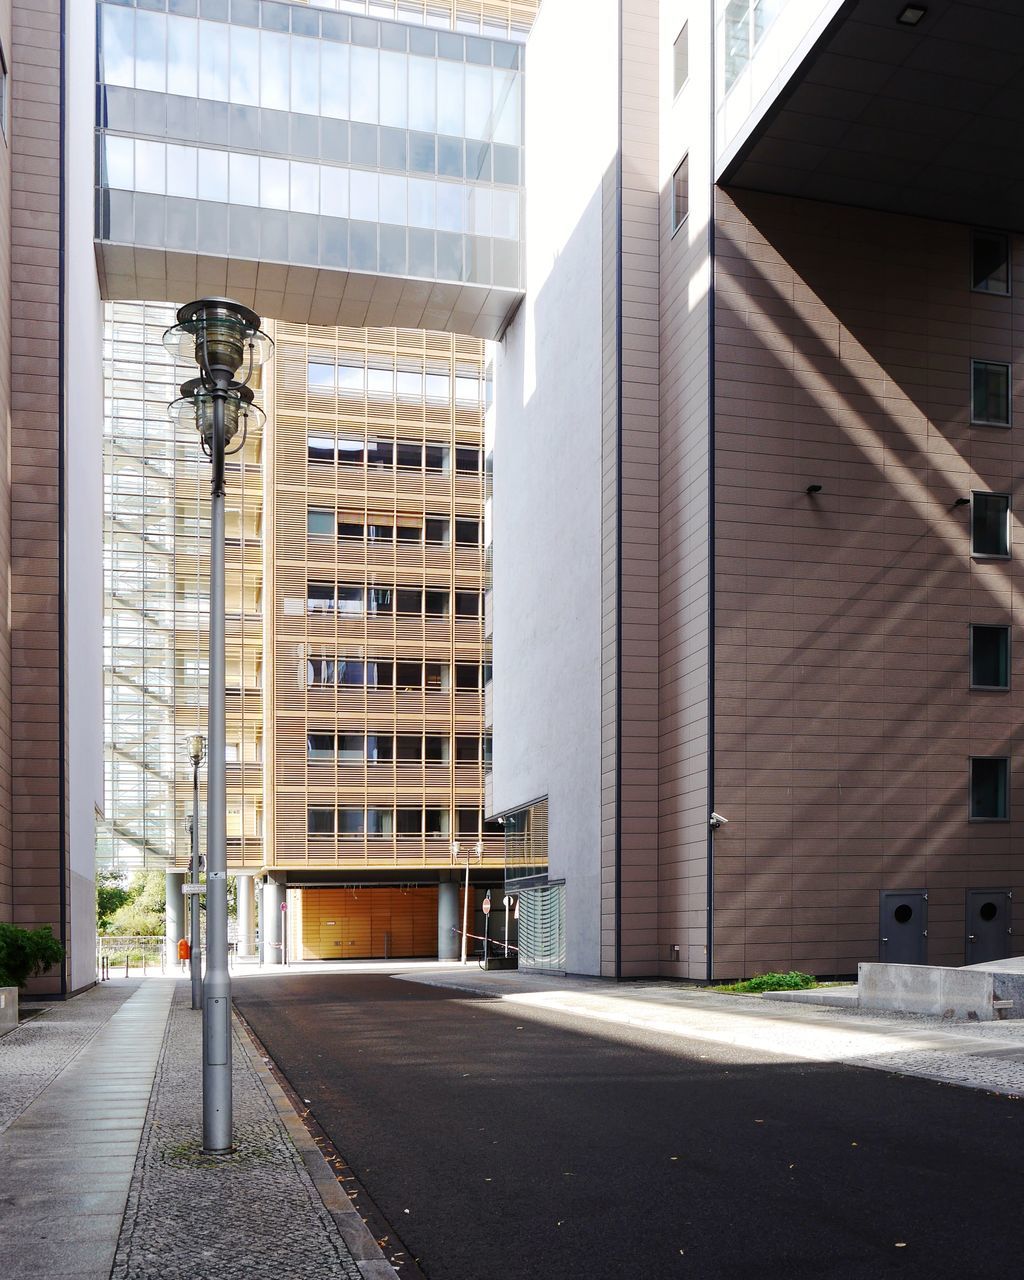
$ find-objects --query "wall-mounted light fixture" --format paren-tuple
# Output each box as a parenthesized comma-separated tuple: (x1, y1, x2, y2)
(806, 484, 823, 495)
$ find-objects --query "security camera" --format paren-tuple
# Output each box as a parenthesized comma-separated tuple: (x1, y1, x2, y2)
(709, 812, 729, 829)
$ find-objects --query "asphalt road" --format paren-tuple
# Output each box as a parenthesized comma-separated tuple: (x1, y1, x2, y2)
(233, 972, 1024, 1280)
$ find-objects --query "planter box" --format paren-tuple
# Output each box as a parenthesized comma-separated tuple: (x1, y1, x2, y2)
(0, 986, 17, 1037)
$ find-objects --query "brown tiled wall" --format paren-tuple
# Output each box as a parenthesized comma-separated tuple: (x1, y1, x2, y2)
(9, 0, 64, 991)
(601, 0, 662, 978)
(711, 188, 1024, 978)
(656, 171, 711, 982)
(0, 0, 11, 926)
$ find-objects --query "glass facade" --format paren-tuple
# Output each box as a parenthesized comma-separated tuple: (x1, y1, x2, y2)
(98, 301, 265, 871)
(96, 0, 524, 289)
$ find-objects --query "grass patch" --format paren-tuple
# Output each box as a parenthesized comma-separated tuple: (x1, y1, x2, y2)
(713, 970, 817, 994)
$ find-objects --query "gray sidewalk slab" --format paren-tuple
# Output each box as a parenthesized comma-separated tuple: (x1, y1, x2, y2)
(397, 967, 1024, 1095)
(0, 979, 174, 1280)
(111, 982, 398, 1280)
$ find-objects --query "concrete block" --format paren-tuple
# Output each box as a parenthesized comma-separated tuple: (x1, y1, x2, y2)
(0, 986, 17, 1036)
(857, 963, 1017, 1021)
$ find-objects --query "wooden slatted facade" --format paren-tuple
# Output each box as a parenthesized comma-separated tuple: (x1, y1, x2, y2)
(268, 324, 502, 882)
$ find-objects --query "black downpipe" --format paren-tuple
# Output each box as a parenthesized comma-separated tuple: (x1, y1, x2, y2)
(57, 0, 68, 996)
(705, 3, 717, 986)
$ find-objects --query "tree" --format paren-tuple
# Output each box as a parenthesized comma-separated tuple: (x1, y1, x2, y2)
(96, 869, 130, 930)
(102, 868, 166, 937)
(0, 924, 64, 989)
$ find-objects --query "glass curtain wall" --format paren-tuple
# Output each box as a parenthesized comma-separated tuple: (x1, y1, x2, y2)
(98, 300, 265, 872)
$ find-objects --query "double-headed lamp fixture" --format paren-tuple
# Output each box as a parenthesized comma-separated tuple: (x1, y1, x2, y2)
(163, 299, 273, 480)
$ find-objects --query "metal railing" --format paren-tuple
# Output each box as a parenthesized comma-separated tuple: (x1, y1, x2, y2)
(97, 935, 167, 977)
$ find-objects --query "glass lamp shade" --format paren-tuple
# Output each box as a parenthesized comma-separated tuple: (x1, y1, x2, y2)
(187, 734, 207, 766)
(162, 297, 273, 385)
(171, 379, 264, 454)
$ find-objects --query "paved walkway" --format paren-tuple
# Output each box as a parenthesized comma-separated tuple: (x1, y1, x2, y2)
(0, 978, 397, 1280)
(0, 980, 173, 1280)
(398, 968, 1024, 1096)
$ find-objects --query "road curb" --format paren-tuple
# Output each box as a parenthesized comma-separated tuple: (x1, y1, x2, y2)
(233, 1008, 400, 1279)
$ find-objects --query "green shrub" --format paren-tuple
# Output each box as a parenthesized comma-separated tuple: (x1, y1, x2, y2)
(714, 970, 817, 994)
(0, 923, 65, 989)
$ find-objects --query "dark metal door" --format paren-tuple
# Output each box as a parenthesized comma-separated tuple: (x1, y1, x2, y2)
(965, 889, 1012, 965)
(879, 890, 928, 964)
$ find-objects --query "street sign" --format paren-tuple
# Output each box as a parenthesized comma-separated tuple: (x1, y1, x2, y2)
(482, 892, 491, 916)
(503, 895, 512, 908)
(182, 883, 204, 895)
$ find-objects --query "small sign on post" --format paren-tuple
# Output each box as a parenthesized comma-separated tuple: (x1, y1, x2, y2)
(482, 890, 492, 962)
(182, 883, 204, 895)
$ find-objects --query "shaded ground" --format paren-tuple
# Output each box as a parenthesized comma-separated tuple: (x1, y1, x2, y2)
(234, 971, 1024, 1280)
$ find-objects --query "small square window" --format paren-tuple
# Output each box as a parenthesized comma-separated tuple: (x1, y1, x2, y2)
(307, 508, 335, 537)
(396, 807, 422, 835)
(396, 521, 422, 543)
(308, 360, 336, 392)
(672, 156, 689, 235)
(455, 519, 479, 546)
(308, 435, 335, 464)
(971, 492, 1010, 558)
(368, 587, 393, 615)
(368, 660, 393, 687)
(972, 230, 1010, 295)
(307, 732, 336, 761)
(455, 735, 480, 762)
(367, 735, 394, 763)
(457, 807, 480, 836)
(366, 807, 393, 836)
(455, 446, 480, 474)
(455, 590, 479, 618)
(338, 659, 365, 686)
(397, 735, 423, 762)
(970, 757, 1008, 821)
(337, 584, 365, 614)
(307, 582, 336, 612)
(970, 625, 1010, 690)
(425, 443, 450, 472)
(307, 807, 335, 835)
(673, 23, 688, 97)
(425, 808, 449, 837)
(397, 441, 422, 469)
(366, 439, 394, 469)
(337, 437, 364, 466)
(338, 519, 363, 540)
(425, 735, 449, 762)
(396, 661, 422, 689)
(306, 657, 335, 686)
(368, 521, 393, 542)
(971, 359, 1011, 426)
(425, 517, 450, 544)
(455, 663, 480, 690)
(424, 662, 448, 690)
(397, 587, 422, 614)
(337, 807, 365, 836)
(425, 590, 449, 616)
(338, 733, 364, 762)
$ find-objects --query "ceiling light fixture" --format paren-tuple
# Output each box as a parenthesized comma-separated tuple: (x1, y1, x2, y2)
(897, 5, 927, 25)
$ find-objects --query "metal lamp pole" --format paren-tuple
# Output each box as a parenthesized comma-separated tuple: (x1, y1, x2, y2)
(164, 299, 272, 1155)
(187, 734, 206, 1011)
(454, 840, 483, 964)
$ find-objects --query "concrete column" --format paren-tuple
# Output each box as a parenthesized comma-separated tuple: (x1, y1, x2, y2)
(236, 873, 256, 957)
(165, 870, 186, 969)
(263, 875, 285, 965)
(438, 880, 459, 960)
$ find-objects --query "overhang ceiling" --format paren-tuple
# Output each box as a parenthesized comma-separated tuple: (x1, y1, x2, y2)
(720, 0, 1024, 232)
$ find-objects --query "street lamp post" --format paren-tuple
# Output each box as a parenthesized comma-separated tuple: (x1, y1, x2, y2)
(187, 734, 206, 1011)
(452, 839, 483, 964)
(164, 299, 272, 1155)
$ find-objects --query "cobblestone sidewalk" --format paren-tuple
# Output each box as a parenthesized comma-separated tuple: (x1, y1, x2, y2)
(112, 984, 384, 1280)
(0, 979, 139, 1134)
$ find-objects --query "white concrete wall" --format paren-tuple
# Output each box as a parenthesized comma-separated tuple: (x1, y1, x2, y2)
(491, 0, 619, 976)
(65, 0, 104, 991)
